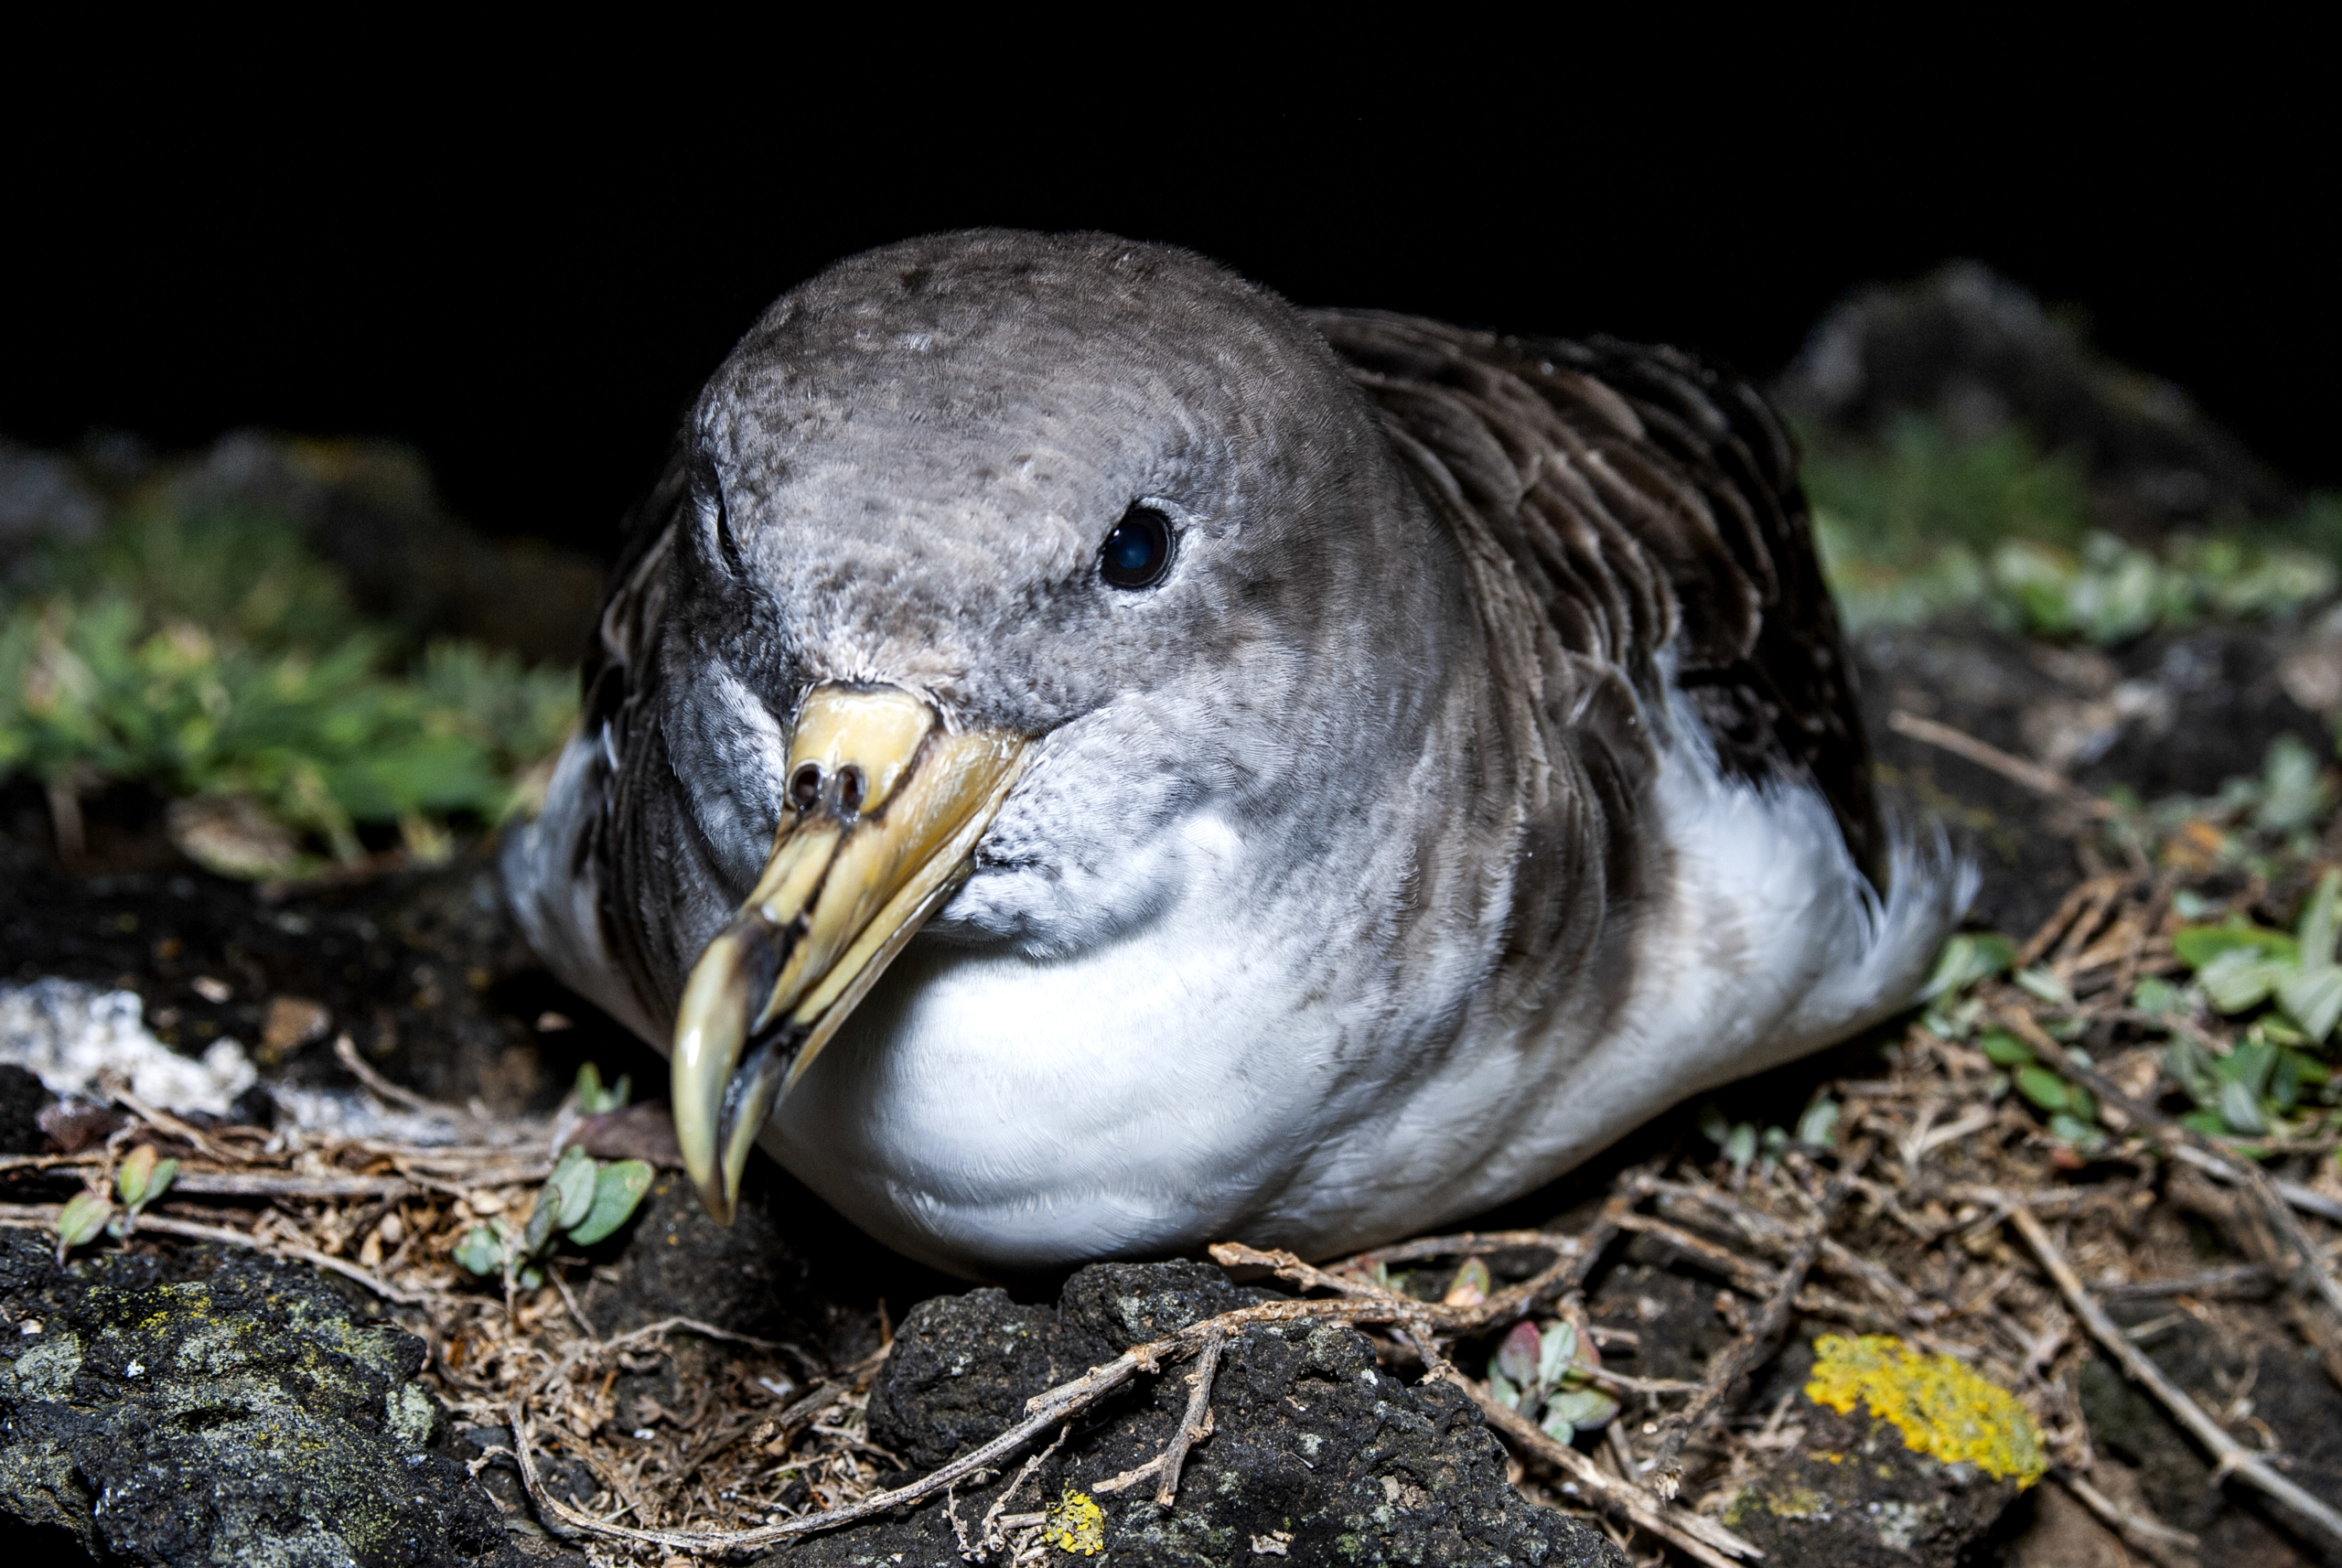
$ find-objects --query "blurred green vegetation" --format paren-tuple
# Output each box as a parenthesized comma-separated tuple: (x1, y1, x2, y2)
(1, 497, 575, 876)
(1804, 413, 2342, 642)
(8, 409, 2338, 878)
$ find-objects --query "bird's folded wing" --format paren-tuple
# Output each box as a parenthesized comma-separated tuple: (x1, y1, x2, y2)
(1310, 310, 1885, 889)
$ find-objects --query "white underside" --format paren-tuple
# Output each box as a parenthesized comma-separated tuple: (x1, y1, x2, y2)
(758, 728, 1971, 1275)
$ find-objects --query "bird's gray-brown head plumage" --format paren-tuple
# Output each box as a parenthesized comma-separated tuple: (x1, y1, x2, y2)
(510, 229, 1964, 1274)
(655, 230, 1457, 940)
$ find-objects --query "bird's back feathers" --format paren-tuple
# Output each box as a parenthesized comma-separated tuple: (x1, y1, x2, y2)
(1313, 311, 1884, 886)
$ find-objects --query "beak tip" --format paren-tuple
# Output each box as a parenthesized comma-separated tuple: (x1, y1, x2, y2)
(691, 1175, 738, 1228)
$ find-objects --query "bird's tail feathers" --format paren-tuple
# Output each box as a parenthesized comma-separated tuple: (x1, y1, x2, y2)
(1781, 805, 1976, 1047)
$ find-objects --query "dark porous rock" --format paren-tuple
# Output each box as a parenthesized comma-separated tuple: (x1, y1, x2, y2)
(1778, 260, 2294, 528)
(0, 1232, 522, 1566)
(1721, 1398, 2021, 1568)
(771, 1262, 1624, 1568)
(1059, 1259, 1261, 1349)
(1588, 1257, 1737, 1383)
(0, 838, 664, 1121)
(866, 1287, 1112, 1474)
(0, 1065, 48, 1155)
(575, 1168, 942, 1373)
(1724, 1340, 2031, 1568)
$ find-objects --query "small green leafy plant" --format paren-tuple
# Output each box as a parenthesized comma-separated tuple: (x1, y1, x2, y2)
(1804, 414, 2092, 562)
(1487, 1318, 1620, 1444)
(1918, 932, 2018, 1041)
(2163, 1025, 2330, 1140)
(1803, 413, 2337, 642)
(1976, 1029, 2106, 1155)
(1697, 1092, 1842, 1184)
(455, 1145, 655, 1292)
(53, 1144, 179, 1262)
(0, 497, 575, 875)
(1910, 930, 2110, 1157)
(2158, 870, 2342, 1138)
(571, 1060, 631, 1115)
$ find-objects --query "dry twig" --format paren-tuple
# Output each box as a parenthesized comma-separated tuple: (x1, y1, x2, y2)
(2050, 1465, 2198, 1568)
(1647, 1142, 1874, 1496)
(1888, 711, 2113, 817)
(1155, 1329, 1223, 1506)
(2007, 1203, 2342, 1549)
(2009, 1014, 2342, 1329)
(1443, 1370, 1760, 1567)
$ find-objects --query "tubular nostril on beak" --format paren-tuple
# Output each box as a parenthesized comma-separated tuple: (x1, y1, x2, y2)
(789, 763, 823, 812)
(786, 761, 870, 814)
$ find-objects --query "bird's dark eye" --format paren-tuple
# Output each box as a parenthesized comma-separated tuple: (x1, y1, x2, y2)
(1099, 506, 1174, 590)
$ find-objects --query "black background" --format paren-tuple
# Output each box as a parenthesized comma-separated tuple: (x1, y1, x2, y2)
(8, 73, 2333, 556)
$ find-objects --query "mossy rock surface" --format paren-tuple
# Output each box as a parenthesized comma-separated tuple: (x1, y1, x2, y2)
(0, 1232, 522, 1565)
(774, 1261, 1625, 1568)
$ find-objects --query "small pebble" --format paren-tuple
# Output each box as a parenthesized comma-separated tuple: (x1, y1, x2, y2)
(18, 1320, 40, 1336)
(126, 1361, 144, 1377)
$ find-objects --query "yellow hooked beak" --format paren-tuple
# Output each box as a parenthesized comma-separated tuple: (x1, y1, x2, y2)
(671, 683, 1028, 1223)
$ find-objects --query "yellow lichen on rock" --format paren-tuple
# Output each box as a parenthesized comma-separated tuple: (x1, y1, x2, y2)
(1805, 1334, 2046, 1487)
(1043, 1487, 1106, 1555)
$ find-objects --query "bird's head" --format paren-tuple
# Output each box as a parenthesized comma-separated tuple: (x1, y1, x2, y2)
(658, 231, 1457, 1222)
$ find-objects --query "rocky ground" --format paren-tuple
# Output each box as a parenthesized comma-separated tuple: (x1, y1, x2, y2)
(5, 607, 2340, 1566)
(6, 265, 2342, 1564)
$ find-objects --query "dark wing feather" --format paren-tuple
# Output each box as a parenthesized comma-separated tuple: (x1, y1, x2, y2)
(1311, 310, 1884, 886)
(574, 441, 700, 1031)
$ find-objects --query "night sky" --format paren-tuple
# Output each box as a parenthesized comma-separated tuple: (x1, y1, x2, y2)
(11, 88, 2330, 553)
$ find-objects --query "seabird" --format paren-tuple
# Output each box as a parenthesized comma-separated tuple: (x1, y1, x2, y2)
(505, 231, 1969, 1277)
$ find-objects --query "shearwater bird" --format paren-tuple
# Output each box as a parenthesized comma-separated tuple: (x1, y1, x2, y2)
(504, 230, 1969, 1277)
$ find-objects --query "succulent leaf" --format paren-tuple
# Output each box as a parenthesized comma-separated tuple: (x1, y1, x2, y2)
(523, 1191, 560, 1253)
(567, 1159, 654, 1246)
(1919, 933, 2015, 1000)
(1495, 1320, 1542, 1389)
(1724, 1122, 1757, 1173)
(57, 1190, 113, 1251)
(1443, 1258, 1490, 1307)
(547, 1145, 597, 1230)
(1544, 1387, 1622, 1432)
(1795, 1094, 1841, 1149)
(1978, 1030, 2034, 1068)
(1486, 1367, 1521, 1411)
(1538, 1322, 1578, 1391)
(2218, 1078, 2270, 1135)
(2014, 1066, 2068, 1112)
(452, 1223, 504, 1276)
